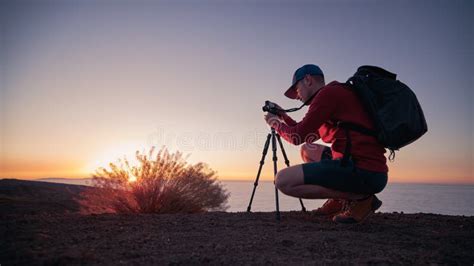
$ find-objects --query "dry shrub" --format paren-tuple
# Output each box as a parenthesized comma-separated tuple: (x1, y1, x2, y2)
(79, 147, 229, 214)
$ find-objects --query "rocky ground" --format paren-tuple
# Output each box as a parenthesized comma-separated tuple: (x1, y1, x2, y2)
(1, 179, 473, 265)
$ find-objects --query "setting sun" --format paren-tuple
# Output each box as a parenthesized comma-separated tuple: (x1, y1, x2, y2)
(128, 173, 137, 183)
(83, 142, 145, 175)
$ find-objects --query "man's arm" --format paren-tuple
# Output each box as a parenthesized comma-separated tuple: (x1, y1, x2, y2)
(279, 112, 297, 127)
(275, 89, 337, 145)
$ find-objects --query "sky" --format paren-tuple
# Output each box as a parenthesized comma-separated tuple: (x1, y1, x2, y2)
(1, 0, 473, 184)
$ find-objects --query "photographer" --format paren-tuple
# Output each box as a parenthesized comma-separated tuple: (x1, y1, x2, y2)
(263, 64, 388, 224)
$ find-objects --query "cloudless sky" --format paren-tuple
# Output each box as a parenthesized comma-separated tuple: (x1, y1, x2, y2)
(1, 0, 472, 184)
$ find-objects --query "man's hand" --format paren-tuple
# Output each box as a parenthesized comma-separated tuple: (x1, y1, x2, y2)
(267, 101, 284, 116)
(264, 112, 282, 129)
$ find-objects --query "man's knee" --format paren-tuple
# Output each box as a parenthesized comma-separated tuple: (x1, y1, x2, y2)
(300, 143, 310, 162)
(300, 143, 318, 162)
(275, 166, 304, 193)
(275, 169, 289, 191)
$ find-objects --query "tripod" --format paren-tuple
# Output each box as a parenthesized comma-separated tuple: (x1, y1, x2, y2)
(246, 128, 306, 220)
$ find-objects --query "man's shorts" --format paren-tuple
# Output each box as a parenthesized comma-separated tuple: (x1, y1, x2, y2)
(302, 146, 387, 194)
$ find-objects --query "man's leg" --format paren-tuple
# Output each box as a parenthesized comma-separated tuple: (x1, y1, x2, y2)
(300, 143, 327, 163)
(276, 149, 384, 223)
(293, 143, 367, 199)
(274, 165, 368, 200)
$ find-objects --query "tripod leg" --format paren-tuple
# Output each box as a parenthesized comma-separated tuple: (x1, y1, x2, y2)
(276, 133, 307, 212)
(247, 133, 272, 212)
(271, 128, 281, 221)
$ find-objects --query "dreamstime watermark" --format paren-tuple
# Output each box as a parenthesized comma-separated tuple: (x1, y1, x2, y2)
(145, 126, 321, 152)
(146, 127, 266, 152)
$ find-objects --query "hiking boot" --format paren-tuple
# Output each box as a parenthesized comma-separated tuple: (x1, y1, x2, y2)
(333, 195, 382, 224)
(312, 199, 345, 216)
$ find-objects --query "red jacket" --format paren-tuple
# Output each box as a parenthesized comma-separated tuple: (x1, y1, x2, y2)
(277, 81, 388, 173)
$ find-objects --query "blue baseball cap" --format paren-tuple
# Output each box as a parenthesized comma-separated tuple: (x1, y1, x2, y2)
(284, 64, 324, 99)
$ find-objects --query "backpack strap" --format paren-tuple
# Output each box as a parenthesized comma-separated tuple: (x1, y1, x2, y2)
(339, 125, 352, 167)
(337, 121, 377, 167)
(388, 149, 396, 162)
(337, 121, 397, 163)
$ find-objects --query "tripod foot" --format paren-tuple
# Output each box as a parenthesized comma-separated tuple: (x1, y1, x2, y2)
(299, 198, 306, 212)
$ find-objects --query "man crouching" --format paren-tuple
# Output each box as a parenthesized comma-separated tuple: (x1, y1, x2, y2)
(264, 64, 388, 224)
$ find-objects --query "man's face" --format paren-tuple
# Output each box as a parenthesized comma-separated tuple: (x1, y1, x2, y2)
(294, 75, 324, 102)
(295, 79, 310, 102)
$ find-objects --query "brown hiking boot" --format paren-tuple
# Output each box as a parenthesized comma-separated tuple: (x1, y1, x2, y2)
(312, 199, 345, 216)
(333, 195, 382, 224)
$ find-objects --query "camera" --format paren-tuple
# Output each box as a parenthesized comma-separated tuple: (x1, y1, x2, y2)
(262, 100, 280, 114)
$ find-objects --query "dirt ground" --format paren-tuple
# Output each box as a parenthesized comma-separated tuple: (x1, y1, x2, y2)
(1, 179, 473, 265)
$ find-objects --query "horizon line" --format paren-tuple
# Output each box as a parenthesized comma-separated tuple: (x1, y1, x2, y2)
(1, 177, 473, 186)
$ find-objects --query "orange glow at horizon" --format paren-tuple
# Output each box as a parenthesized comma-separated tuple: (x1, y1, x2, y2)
(1, 136, 472, 185)
(0, 158, 86, 179)
(1, 155, 472, 185)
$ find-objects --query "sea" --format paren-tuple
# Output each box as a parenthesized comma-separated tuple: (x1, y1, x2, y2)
(39, 178, 474, 216)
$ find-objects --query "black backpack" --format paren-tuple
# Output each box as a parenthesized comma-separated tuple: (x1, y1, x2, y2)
(338, 65, 428, 162)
